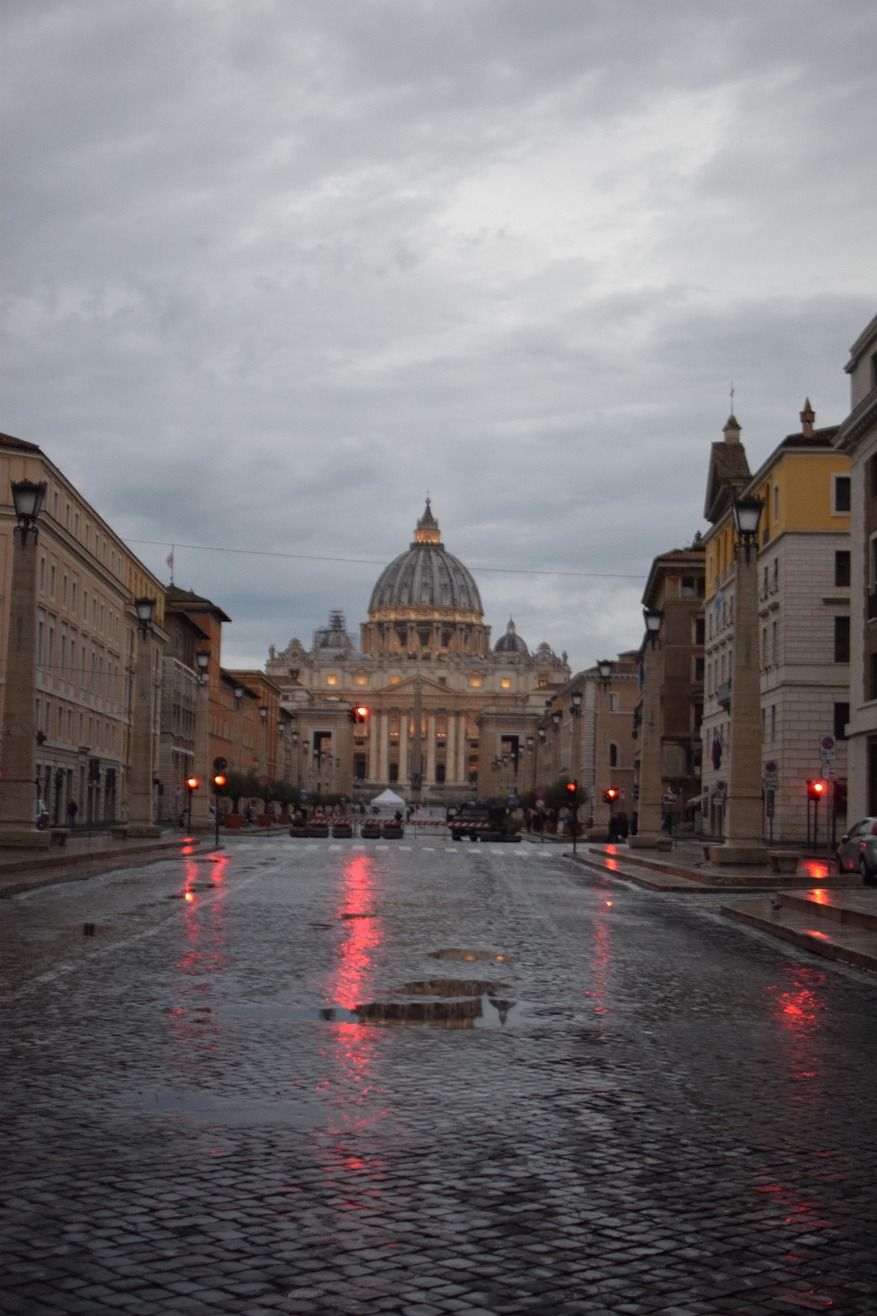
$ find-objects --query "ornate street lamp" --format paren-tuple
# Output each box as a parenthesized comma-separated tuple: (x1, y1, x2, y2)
(123, 596, 160, 835)
(733, 496, 763, 562)
(196, 650, 210, 683)
(597, 658, 613, 686)
(11, 480, 47, 541)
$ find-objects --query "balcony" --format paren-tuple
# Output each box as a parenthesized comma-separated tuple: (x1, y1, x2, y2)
(715, 679, 732, 710)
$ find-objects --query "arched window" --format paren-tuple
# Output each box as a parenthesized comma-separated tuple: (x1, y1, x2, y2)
(609, 742, 619, 768)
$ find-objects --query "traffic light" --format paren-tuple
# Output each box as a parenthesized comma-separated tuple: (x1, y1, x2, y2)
(213, 756, 228, 772)
(348, 705, 370, 724)
(602, 786, 620, 804)
(212, 772, 227, 790)
(806, 779, 827, 802)
(565, 781, 578, 802)
(186, 775, 199, 793)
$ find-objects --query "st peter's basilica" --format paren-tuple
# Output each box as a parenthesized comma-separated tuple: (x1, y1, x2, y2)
(266, 501, 571, 802)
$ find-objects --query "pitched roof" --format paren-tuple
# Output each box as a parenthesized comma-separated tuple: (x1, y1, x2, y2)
(0, 431, 41, 453)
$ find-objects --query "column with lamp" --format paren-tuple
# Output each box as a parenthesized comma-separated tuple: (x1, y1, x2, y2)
(568, 689, 583, 843)
(258, 704, 270, 819)
(0, 480, 51, 846)
(189, 649, 211, 830)
(117, 597, 161, 837)
(629, 609, 672, 850)
(232, 685, 244, 771)
(708, 496, 767, 864)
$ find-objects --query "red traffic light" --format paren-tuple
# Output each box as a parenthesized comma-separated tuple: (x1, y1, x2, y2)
(806, 779, 827, 801)
(348, 705, 370, 723)
(565, 782, 577, 794)
(212, 773, 227, 789)
(186, 776, 200, 792)
(603, 787, 620, 803)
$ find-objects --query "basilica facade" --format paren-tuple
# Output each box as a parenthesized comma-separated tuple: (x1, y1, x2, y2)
(265, 502, 570, 803)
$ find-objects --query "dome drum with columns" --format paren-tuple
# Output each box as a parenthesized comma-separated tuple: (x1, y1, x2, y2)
(266, 502, 570, 801)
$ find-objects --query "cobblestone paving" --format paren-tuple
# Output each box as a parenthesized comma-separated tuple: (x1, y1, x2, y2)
(1, 838, 876, 1314)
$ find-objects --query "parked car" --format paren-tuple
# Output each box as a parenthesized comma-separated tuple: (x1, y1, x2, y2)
(35, 800, 49, 830)
(835, 818, 877, 880)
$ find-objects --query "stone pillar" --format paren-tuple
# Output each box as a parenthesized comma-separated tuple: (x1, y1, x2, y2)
(709, 543, 766, 864)
(0, 521, 51, 846)
(630, 638, 671, 851)
(119, 625, 160, 836)
(367, 714, 380, 782)
(426, 714, 436, 784)
(446, 713, 457, 787)
(379, 713, 390, 782)
(190, 670, 211, 829)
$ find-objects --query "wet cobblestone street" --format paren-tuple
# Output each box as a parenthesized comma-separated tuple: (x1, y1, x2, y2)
(2, 836, 876, 1315)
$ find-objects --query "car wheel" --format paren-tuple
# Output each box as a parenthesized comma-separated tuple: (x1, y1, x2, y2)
(859, 855, 872, 881)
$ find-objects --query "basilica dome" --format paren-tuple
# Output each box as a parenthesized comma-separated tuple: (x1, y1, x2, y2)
(494, 618, 529, 655)
(368, 500, 483, 619)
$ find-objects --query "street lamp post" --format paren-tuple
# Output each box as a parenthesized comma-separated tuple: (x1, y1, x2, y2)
(189, 650, 211, 830)
(630, 609, 672, 851)
(0, 480, 52, 846)
(118, 597, 161, 837)
(709, 497, 767, 865)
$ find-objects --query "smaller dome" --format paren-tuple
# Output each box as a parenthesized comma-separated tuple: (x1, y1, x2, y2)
(494, 618, 529, 656)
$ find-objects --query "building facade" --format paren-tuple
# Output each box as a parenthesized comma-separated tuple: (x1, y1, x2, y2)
(0, 431, 166, 829)
(636, 541, 706, 833)
(701, 405, 850, 845)
(835, 312, 877, 822)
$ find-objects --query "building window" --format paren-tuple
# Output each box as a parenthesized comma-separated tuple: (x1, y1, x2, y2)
(833, 475, 851, 514)
(835, 550, 851, 588)
(834, 702, 849, 740)
(773, 484, 779, 520)
(326, 674, 337, 686)
(609, 742, 619, 768)
(694, 617, 705, 645)
(500, 678, 511, 689)
(608, 693, 619, 712)
(694, 656, 704, 682)
(834, 616, 850, 663)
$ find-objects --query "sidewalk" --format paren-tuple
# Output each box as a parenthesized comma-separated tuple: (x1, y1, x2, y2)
(563, 837, 877, 975)
(0, 829, 202, 898)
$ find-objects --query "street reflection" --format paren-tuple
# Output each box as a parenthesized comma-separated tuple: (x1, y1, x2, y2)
(584, 905, 613, 1015)
(165, 854, 229, 1062)
(313, 854, 390, 1230)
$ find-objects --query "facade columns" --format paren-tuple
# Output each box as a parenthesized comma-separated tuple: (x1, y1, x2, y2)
(446, 713, 457, 787)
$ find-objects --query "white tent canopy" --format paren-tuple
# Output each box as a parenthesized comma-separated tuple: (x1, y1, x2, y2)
(370, 788, 406, 809)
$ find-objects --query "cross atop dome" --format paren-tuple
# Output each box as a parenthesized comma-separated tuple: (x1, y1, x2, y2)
(414, 498, 442, 546)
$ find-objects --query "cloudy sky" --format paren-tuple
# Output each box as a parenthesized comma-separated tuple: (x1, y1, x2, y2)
(3, 0, 874, 672)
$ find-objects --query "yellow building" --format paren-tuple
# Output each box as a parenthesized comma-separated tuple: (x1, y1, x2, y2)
(701, 403, 850, 845)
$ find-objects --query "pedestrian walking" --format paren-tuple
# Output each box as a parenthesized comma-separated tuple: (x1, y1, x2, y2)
(66, 798, 78, 829)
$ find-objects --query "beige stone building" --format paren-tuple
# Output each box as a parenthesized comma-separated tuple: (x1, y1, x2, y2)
(0, 431, 166, 828)
(266, 501, 571, 803)
(834, 312, 877, 822)
(635, 541, 706, 833)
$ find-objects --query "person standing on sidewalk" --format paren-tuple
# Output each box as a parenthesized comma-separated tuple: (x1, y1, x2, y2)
(66, 799, 78, 829)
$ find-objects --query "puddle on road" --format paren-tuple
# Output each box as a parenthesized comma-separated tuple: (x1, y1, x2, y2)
(218, 981, 519, 1029)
